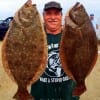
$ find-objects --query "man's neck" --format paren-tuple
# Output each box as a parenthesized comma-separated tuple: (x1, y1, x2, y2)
(46, 28, 62, 35)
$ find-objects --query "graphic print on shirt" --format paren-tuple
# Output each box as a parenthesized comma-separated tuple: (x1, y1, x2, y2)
(45, 43, 64, 77)
(40, 36, 69, 83)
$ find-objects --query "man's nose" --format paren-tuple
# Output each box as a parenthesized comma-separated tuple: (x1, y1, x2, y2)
(50, 14, 56, 19)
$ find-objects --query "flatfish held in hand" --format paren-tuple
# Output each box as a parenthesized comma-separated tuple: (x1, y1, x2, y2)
(60, 2, 98, 96)
(2, 0, 47, 100)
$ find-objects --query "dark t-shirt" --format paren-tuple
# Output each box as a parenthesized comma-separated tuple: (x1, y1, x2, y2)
(40, 33, 70, 84)
(31, 33, 79, 100)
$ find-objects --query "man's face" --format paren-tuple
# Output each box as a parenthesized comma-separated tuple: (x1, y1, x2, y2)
(43, 8, 62, 32)
(90, 15, 94, 21)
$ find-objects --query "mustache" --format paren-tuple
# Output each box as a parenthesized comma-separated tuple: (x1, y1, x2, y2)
(48, 20, 57, 22)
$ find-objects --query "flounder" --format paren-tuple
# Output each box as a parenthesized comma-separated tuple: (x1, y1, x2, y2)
(60, 2, 98, 96)
(2, 0, 47, 100)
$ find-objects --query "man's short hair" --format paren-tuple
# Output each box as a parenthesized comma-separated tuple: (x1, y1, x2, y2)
(44, 1, 62, 11)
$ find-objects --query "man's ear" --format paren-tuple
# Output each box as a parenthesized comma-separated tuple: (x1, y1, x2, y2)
(43, 12, 45, 16)
(61, 12, 63, 15)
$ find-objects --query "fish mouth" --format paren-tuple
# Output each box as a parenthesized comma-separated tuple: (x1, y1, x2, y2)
(13, 0, 37, 27)
(72, 2, 81, 9)
(68, 2, 89, 26)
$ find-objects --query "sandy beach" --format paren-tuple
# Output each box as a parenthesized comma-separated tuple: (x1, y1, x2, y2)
(0, 41, 100, 100)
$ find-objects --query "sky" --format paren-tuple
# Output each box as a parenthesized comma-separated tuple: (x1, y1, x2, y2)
(0, 0, 100, 21)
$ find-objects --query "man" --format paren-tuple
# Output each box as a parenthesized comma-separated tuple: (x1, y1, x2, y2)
(89, 14, 100, 39)
(31, 1, 80, 100)
(90, 14, 98, 32)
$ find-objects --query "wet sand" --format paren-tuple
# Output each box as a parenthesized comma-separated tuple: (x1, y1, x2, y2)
(0, 41, 100, 100)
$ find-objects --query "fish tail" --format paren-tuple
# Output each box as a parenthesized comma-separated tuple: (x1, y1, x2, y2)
(13, 87, 34, 100)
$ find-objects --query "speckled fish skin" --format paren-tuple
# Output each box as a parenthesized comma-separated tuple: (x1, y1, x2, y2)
(60, 2, 98, 96)
(2, 1, 47, 100)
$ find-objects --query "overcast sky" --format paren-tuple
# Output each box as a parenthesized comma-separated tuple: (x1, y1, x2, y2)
(0, 0, 100, 20)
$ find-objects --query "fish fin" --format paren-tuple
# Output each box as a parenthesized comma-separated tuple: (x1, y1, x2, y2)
(73, 82, 86, 96)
